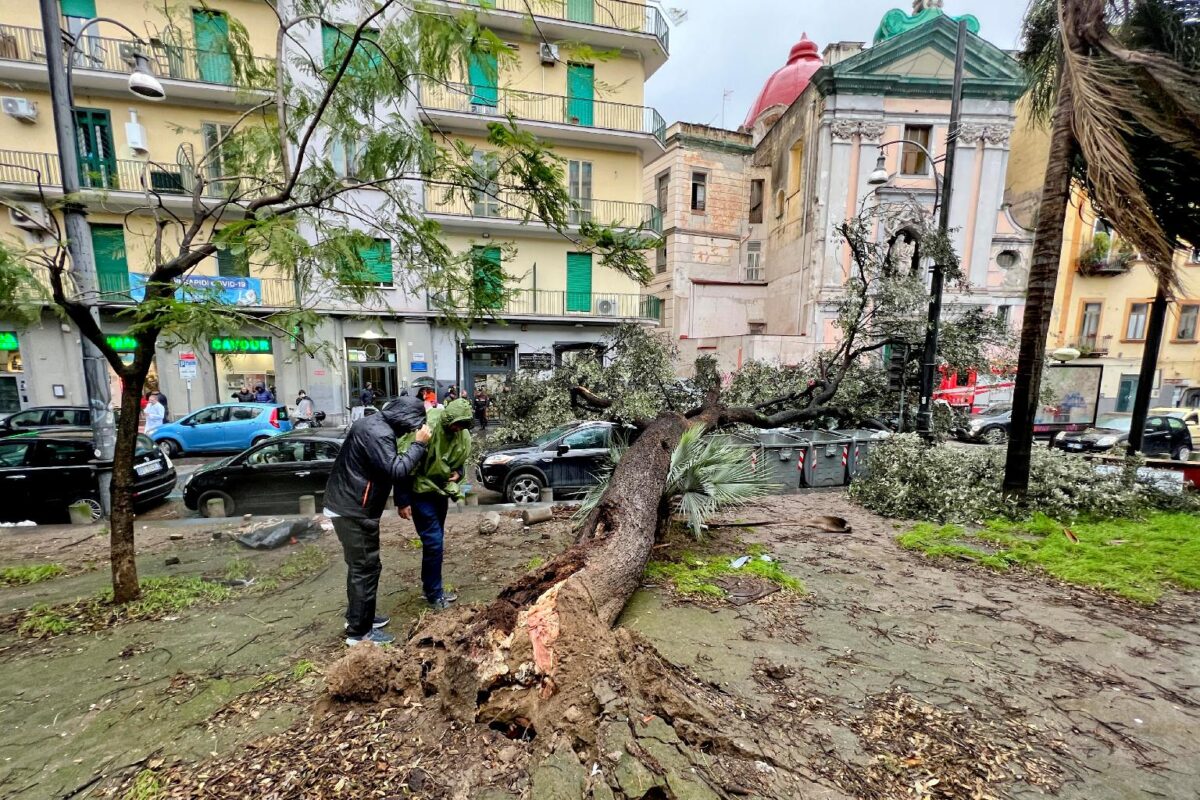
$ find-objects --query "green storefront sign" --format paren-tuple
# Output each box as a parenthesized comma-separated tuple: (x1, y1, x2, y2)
(106, 334, 138, 352)
(209, 336, 272, 354)
(0, 332, 18, 351)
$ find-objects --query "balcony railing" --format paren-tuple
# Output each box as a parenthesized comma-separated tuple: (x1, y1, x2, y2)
(424, 186, 661, 232)
(435, 0, 669, 53)
(432, 288, 661, 321)
(0, 149, 235, 199)
(26, 267, 296, 309)
(419, 81, 666, 146)
(0, 23, 274, 90)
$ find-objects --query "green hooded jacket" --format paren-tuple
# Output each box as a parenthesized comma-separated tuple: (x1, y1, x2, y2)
(395, 398, 473, 501)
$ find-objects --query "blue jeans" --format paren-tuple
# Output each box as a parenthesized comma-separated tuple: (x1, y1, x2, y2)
(410, 493, 449, 601)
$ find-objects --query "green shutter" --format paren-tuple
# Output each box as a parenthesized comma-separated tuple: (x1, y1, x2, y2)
(567, 63, 594, 126)
(566, 0, 594, 23)
(358, 240, 392, 285)
(216, 248, 249, 278)
(90, 224, 129, 296)
(323, 23, 379, 76)
(60, 0, 97, 17)
(321, 23, 342, 68)
(472, 246, 504, 309)
(468, 52, 498, 106)
(193, 9, 232, 84)
(566, 252, 592, 313)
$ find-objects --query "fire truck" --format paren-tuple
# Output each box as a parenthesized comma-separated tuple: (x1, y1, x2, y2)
(933, 368, 1015, 414)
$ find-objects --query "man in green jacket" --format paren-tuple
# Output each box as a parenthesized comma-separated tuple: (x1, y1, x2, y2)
(395, 398, 474, 609)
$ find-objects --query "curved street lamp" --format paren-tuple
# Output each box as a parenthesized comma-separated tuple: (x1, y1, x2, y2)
(64, 17, 166, 101)
(866, 139, 944, 216)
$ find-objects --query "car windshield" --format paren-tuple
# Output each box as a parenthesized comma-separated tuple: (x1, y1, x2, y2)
(1096, 414, 1133, 432)
(981, 404, 1011, 416)
(532, 424, 576, 447)
(135, 434, 157, 456)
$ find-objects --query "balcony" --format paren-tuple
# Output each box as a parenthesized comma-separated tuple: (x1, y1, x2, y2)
(25, 267, 297, 309)
(432, 288, 661, 322)
(424, 185, 660, 236)
(418, 80, 666, 156)
(1076, 233, 1134, 277)
(0, 149, 244, 214)
(0, 23, 273, 105)
(423, 0, 669, 75)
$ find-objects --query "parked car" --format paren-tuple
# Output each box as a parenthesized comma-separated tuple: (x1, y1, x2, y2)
(150, 403, 291, 457)
(0, 428, 175, 522)
(955, 404, 1012, 444)
(0, 406, 91, 438)
(1053, 412, 1193, 460)
(1151, 407, 1200, 444)
(183, 428, 343, 517)
(479, 421, 632, 504)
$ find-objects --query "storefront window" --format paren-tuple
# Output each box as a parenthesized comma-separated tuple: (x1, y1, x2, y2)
(346, 337, 398, 403)
(211, 336, 276, 401)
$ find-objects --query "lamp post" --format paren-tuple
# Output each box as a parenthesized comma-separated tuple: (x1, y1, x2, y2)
(866, 17, 968, 439)
(39, 0, 165, 515)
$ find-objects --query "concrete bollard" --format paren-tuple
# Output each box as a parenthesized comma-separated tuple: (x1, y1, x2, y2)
(539, 487, 555, 503)
(298, 495, 317, 515)
(206, 497, 227, 518)
(522, 505, 554, 525)
(68, 502, 95, 526)
(465, 494, 480, 507)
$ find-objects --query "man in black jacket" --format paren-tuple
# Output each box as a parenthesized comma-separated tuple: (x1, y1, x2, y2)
(324, 396, 431, 645)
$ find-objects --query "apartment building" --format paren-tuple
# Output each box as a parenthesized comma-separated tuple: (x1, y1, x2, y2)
(0, 0, 669, 420)
(416, 0, 668, 398)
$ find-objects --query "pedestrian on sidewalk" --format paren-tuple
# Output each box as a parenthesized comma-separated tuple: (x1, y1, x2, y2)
(144, 393, 165, 434)
(395, 398, 474, 610)
(323, 396, 432, 646)
(295, 390, 315, 428)
(472, 389, 490, 430)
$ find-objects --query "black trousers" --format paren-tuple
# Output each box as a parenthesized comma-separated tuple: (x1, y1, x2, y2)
(332, 516, 381, 636)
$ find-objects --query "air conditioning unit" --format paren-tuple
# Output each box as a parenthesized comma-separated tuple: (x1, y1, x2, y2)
(1, 96, 38, 123)
(470, 103, 499, 116)
(8, 204, 50, 231)
(539, 43, 559, 64)
(125, 111, 149, 155)
(594, 297, 616, 316)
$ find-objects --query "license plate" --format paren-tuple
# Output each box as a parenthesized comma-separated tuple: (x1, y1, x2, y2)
(1067, 443, 1084, 451)
(135, 461, 164, 476)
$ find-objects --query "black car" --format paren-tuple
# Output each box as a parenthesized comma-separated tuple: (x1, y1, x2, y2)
(479, 421, 629, 504)
(0, 428, 175, 522)
(0, 406, 92, 438)
(955, 404, 1012, 444)
(1053, 413, 1193, 461)
(183, 428, 344, 516)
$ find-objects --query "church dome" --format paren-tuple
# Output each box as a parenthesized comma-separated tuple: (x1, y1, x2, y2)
(743, 34, 823, 131)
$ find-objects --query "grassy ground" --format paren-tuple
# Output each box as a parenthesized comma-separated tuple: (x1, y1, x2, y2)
(899, 512, 1200, 604)
(645, 543, 804, 598)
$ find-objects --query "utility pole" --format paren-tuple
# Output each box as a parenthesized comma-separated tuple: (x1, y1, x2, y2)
(40, 0, 117, 513)
(916, 18, 968, 438)
(1126, 284, 1169, 453)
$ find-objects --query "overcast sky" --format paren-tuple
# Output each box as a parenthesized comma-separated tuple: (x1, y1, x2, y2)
(646, 1, 1030, 128)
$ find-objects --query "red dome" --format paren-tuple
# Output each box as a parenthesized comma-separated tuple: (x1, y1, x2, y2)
(744, 34, 823, 130)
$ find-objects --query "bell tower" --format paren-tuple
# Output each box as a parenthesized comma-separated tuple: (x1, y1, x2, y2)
(913, 0, 944, 11)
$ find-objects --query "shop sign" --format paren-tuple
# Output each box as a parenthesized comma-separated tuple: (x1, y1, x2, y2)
(178, 351, 198, 380)
(209, 336, 272, 354)
(519, 352, 553, 371)
(106, 334, 138, 352)
(411, 361, 429, 373)
(129, 273, 263, 306)
(0, 332, 18, 351)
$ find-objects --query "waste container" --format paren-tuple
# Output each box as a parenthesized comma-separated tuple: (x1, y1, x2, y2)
(793, 430, 852, 488)
(753, 429, 806, 494)
(839, 429, 891, 481)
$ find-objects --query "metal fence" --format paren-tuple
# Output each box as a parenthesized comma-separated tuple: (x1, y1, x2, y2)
(419, 81, 666, 145)
(436, 0, 669, 52)
(0, 24, 273, 89)
(423, 186, 660, 232)
(0, 149, 236, 199)
(432, 288, 660, 321)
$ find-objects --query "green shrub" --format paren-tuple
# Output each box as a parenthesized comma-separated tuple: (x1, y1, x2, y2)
(0, 563, 66, 586)
(850, 433, 1195, 523)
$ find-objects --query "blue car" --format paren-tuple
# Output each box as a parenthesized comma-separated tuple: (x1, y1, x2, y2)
(150, 402, 292, 457)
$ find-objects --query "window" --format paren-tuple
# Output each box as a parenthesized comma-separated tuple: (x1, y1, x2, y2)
(216, 248, 249, 278)
(202, 122, 234, 194)
(471, 246, 504, 309)
(1079, 302, 1101, 348)
(0, 441, 30, 467)
(34, 441, 92, 467)
(787, 141, 803, 194)
(749, 179, 764, 224)
(562, 426, 608, 450)
(1126, 302, 1149, 340)
(230, 406, 260, 421)
(1190, 246, 1200, 264)
(656, 172, 669, 214)
(1093, 217, 1114, 238)
(655, 244, 667, 274)
(568, 159, 593, 224)
(246, 440, 305, 464)
(321, 22, 380, 77)
(331, 137, 365, 179)
(1167, 417, 1186, 433)
(189, 407, 228, 425)
(471, 151, 501, 217)
(357, 240, 393, 286)
(1146, 416, 1166, 433)
(900, 125, 932, 176)
(996, 305, 1010, 326)
(1177, 304, 1199, 341)
(996, 250, 1019, 269)
(690, 172, 707, 213)
(6, 409, 44, 428)
(311, 441, 341, 461)
(745, 241, 763, 282)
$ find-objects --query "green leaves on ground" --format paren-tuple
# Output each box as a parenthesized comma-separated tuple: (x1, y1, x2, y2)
(645, 546, 804, 599)
(16, 577, 233, 638)
(899, 512, 1200, 604)
(0, 563, 66, 586)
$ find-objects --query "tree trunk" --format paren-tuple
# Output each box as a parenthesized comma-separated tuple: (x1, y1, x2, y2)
(109, 375, 148, 603)
(1003, 77, 1077, 496)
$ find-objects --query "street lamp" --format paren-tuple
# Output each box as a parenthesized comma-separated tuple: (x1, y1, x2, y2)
(866, 142, 943, 216)
(38, 0, 168, 516)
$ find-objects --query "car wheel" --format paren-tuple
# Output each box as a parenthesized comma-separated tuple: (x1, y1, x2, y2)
(158, 439, 180, 458)
(197, 490, 235, 518)
(982, 427, 1008, 445)
(71, 497, 103, 522)
(1173, 445, 1192, 462)
(506, 473, 544, 505)
(251, 436, 271, 447)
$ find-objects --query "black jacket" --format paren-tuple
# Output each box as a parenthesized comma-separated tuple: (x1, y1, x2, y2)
(324, 397, 428, 520)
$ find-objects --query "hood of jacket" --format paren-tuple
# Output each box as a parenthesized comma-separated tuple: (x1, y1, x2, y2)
(441, 398, 474, 429)
(382, 396, 428, 434)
